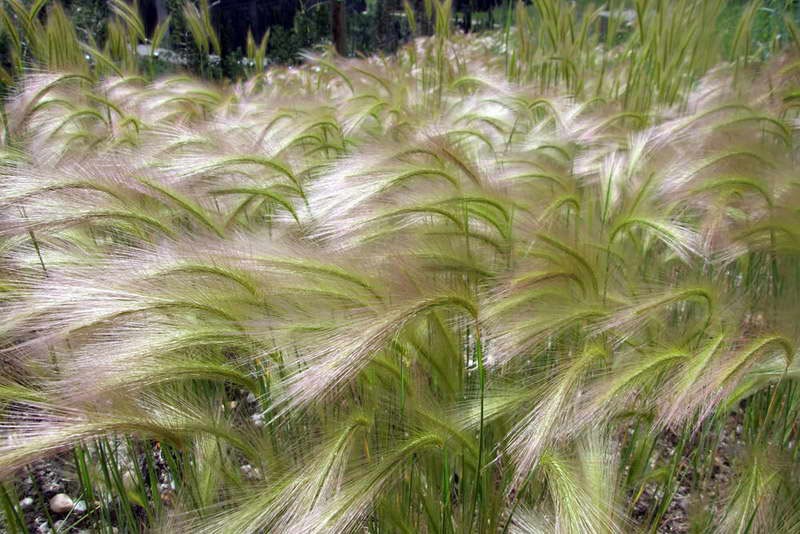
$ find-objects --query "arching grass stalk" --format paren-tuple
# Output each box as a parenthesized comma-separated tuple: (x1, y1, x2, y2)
(755, 363, 791, 446)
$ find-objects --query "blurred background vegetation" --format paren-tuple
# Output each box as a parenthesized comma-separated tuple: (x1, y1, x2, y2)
(1, 0, 799, 87)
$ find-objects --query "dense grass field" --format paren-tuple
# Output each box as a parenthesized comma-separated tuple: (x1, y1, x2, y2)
(2, 1, 800, 532)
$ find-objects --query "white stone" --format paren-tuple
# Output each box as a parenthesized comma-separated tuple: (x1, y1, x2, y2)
(19, 497, 34, 509)
(250, 413, 265, 427)
(48, 493, 73, 514)
(240, 464, 262, 480)
(73, 500, 88, 514)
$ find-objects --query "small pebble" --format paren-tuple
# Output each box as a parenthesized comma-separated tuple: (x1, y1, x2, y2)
(48, 493, 73, 514)
(73, 499, 88, 514)
(240, 464, 262, 480)
(19, 496, 34, 509)
(53, 520, 65, 531)
(250, 413, 265, 427)
(246, 392, 258, 403)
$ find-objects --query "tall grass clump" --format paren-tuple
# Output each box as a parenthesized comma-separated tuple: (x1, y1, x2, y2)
(1, 0, 800, 532)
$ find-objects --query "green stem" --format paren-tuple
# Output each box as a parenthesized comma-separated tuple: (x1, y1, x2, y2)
(470, 324, 485, 532)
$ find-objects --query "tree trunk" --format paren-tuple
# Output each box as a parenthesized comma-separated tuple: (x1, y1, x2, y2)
(331, 0, 347, 55)
(464, 0, 474, 33)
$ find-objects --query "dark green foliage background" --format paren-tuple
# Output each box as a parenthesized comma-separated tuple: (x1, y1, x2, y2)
(2, 0, 799, 82)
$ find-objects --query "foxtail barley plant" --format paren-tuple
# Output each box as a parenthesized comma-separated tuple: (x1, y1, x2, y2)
(2, 1, 800, 532)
